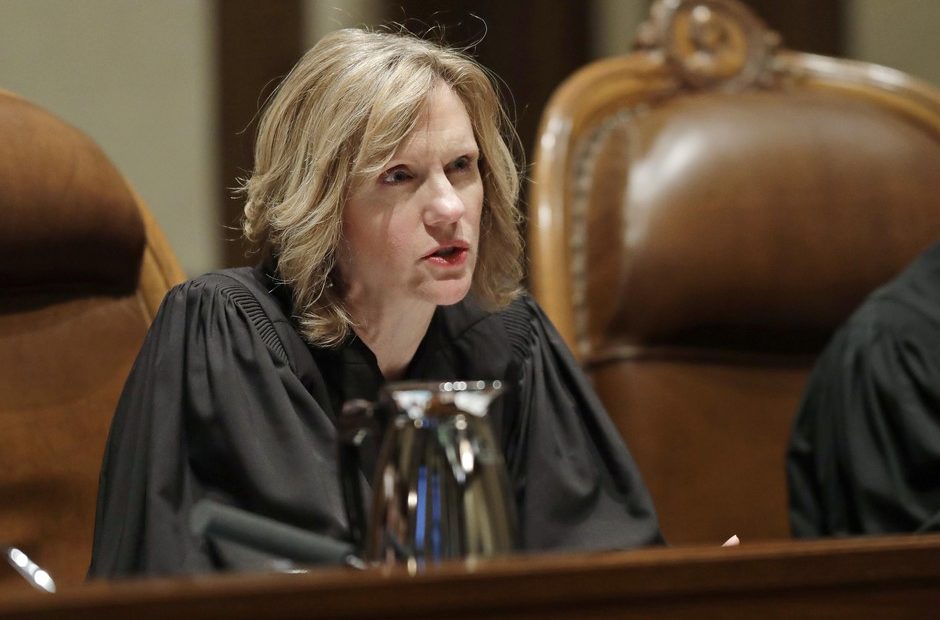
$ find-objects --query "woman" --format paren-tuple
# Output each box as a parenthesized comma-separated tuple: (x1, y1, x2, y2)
(90, 28, 661, 577)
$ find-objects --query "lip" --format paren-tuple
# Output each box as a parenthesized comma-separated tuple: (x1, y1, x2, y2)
(421, 241, 471, 267)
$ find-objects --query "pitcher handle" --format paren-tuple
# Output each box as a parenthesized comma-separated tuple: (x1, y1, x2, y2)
(338, 399, 377, 551)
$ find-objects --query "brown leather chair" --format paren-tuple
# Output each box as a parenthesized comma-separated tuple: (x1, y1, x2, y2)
(528, 0, 940, 544)
(0, 90, 185, 588)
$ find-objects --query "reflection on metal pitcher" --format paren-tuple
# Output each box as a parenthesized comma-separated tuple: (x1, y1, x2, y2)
(339, 380, 518, 566)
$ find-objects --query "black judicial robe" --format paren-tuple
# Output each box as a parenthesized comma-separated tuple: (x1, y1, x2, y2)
(89, 266, 662, 577)
(788, 240, 940, 537)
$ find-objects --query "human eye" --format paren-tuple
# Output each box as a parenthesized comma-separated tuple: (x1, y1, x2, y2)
(448, 154, 478, 173)
(380, 166, 412, 185)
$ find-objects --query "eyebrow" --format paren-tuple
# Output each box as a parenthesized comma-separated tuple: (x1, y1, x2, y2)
(385, 144, 480, 168)
(453, 144, 480, 158)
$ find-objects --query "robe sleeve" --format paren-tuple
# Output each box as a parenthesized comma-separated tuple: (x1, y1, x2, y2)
(787, 297, 940, 537)
(501, 296, 663, 550)
(89, 275, 346, 578)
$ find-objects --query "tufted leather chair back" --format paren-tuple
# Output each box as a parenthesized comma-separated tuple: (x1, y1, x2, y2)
(0, 90, 185, 588)
(529, 0, 940, 543)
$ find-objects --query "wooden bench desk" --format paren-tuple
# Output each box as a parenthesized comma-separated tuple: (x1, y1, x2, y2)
(2, 534, 938, 619)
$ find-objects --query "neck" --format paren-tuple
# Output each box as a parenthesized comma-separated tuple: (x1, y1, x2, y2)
(346, 295, 436, 380)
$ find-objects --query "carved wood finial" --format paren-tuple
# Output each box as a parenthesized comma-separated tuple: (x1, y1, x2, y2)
(636, 0, 782, 90)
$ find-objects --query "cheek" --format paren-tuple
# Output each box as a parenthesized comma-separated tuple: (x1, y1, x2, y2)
(462, 181, 484, 221)
(339, 212, 378, 276)
(348, 213, 412, 267)
(469, 188, 484, 231)
(344, 201, 385, 254)
(383, 232, 411, 259)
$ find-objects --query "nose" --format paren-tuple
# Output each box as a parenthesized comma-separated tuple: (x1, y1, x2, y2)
(422, 175, 465, 227)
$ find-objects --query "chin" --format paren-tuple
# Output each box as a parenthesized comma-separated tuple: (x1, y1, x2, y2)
(422, 277, 473, 307)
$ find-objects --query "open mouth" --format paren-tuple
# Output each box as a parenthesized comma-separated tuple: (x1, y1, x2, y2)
(433, 247, 462, 258)
(424, 245, 469, 266)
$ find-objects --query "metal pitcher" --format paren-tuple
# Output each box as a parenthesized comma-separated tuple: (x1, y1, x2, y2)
(338, 380, 519, 566)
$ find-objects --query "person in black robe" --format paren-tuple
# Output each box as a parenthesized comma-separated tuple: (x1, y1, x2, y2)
(788, 239, 940, 537)
(89, 28, 662, 577)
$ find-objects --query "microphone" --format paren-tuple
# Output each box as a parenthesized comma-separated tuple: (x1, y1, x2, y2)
(189, 499, 363, 569)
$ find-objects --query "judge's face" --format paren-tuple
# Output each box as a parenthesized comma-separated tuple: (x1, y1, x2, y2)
(338, 83, 483, 310)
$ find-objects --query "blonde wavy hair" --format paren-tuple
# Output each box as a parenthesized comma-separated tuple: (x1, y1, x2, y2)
(241, 28, 524, 346)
